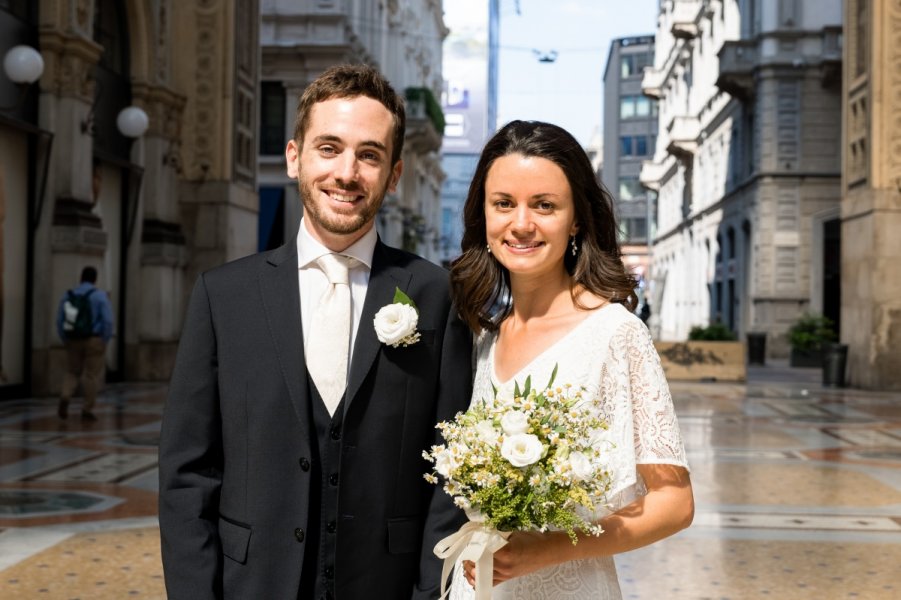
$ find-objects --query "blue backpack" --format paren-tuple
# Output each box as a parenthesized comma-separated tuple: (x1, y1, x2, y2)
(63, 288, 96, 339)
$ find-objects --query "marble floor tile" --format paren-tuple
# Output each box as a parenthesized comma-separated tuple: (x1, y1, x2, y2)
(1, 526, 164, 599)
(617, 536, 901, 600)
(0, 374, 898, 598)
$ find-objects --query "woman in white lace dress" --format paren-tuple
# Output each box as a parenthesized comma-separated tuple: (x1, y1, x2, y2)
(447, 121, 694, 599)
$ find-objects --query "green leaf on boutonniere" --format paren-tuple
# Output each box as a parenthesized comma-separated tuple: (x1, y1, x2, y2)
(393, 287, 418, 312)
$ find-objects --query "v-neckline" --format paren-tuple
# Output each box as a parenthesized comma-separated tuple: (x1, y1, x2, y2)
(490, 303, 616, 387)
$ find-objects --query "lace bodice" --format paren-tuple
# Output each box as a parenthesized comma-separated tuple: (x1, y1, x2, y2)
(449, 303, 689, 600)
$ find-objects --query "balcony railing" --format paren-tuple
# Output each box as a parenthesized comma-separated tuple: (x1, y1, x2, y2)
(670, 0, 702, 39)
(639, 159, 668, 191)
(641, 66, 665, 99)
(666, 115, 700, 159)
(716, 39, 758, 100)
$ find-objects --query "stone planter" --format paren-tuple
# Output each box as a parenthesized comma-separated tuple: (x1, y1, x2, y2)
(654, 341, 747, 382)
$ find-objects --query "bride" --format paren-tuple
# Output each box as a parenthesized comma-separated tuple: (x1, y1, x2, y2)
(447, 120, 694, 599)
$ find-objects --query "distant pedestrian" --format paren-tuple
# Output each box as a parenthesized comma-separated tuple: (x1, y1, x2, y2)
(56, 266, 114, 421)
(639, 301, 651, 325)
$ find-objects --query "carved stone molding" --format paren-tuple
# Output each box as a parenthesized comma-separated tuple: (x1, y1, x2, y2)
(141, 218, 188, 267)
(186, 3, 221, 180)
(50, 198, 107, 256)
(74, 0, 92, 35)
(131, 82, 187, 141)
(38, 30, 104, 101)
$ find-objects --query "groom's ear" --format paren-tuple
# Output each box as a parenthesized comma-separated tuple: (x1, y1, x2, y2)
(285, 139, 301, 179)
(387, 159, 403, 193)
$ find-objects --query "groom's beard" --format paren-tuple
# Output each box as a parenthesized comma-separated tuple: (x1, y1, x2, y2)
(298, 174, 389, 237)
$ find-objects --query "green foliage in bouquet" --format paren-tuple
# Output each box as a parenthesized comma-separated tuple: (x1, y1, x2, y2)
(423, 366, 612, 543)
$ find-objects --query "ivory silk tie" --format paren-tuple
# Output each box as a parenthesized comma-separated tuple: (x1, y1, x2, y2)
(307, 254, 352, 416)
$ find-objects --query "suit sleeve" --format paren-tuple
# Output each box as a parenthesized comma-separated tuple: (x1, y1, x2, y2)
(158, 274, 224, 599)
(413, 303, 473, 599)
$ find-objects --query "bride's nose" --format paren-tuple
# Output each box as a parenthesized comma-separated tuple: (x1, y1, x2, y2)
(510, 205, 535, 233)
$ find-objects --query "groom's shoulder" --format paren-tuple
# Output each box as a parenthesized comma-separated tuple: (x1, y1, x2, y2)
(379, 244, 448, 281)
(199, 246, 286, 289)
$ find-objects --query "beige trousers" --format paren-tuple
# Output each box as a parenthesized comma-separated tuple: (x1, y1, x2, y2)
(60, 337, 106, 411)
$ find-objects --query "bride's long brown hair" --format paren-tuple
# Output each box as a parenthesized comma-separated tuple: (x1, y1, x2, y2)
(450, 120, 638, 334)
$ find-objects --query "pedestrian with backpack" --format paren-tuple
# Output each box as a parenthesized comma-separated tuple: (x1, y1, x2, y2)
(55, 266, 114, 421)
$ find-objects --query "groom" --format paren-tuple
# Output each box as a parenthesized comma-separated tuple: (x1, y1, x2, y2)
(159, 64, 472, 599)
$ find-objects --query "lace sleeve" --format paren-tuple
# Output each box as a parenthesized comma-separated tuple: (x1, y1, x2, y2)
(622, 320, 689, 470)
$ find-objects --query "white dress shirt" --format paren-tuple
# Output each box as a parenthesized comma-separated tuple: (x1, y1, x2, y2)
(297, 217, 377, 359)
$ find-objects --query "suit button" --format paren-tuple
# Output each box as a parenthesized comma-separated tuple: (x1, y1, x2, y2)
(324, 566, 334, 578)
(329, 427, 341, 440)
(294, 528, 305, 542)
(328, 472, 339, 486)
(299, 457, 311, 471)
(326, 520, 336, 533)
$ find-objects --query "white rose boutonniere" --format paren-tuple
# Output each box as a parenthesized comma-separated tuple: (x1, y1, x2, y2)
(374, 287, 421, 348)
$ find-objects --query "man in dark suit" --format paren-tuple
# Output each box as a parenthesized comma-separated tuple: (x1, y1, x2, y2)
(159, 64, 472, 599)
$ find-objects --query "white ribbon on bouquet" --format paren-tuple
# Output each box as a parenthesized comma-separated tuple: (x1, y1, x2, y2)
(434, 518, 511, 600)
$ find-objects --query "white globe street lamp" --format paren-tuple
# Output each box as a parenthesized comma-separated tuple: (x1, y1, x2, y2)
(3, 45, 44, 84)
(116, 106, 149, 138)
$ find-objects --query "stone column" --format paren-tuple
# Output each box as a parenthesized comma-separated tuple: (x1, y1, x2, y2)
(128, 83, 188, 380)
(172, 0, 259, 300)
(841, 0, 901, 390)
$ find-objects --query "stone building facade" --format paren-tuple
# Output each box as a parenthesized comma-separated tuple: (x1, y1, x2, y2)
(840, 0, 901, 390)
(258, 0, 447, 263)
(640, 0, 843, 353)
(0, 0, 259, 396)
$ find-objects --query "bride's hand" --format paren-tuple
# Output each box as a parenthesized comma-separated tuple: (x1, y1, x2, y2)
(463, 530, 564, 586)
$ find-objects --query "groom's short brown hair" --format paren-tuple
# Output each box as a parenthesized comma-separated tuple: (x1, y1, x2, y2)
(292, 64, 406, 165)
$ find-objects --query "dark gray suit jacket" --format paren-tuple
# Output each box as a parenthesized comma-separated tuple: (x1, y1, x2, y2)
(159, 240, 472, 599)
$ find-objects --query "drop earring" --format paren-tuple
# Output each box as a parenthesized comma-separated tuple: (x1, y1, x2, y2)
(486, 243, 491, 254)
(570, 235, 578, 256)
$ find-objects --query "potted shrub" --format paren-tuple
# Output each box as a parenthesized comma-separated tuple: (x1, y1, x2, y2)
(688, 322, 737, 341)
(788, 313, 836, 367)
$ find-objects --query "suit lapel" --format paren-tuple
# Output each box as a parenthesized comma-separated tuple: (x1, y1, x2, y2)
(258, 242, 313, 439)
(345, 242, 410, 413)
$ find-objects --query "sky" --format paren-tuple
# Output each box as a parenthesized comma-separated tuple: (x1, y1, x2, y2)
(495, 0, 660, 146)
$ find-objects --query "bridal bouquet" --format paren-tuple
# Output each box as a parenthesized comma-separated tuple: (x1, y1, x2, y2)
(424, 367, 612, 598)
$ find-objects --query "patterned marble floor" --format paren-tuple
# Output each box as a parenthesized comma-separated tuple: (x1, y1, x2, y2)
(0, 365, 898, 599)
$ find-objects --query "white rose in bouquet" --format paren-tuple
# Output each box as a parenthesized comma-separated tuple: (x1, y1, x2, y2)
(500, 410, 529, 435)
(567, 451, 595, 481)
(475, 419, 500, 445)
(501, 433, 544, 467)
